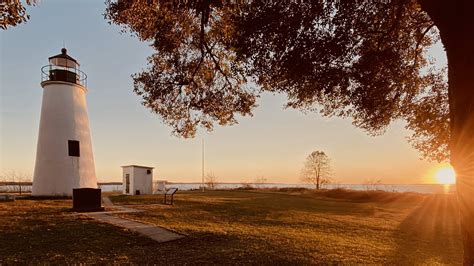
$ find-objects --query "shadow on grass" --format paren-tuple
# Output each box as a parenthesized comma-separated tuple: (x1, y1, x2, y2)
(111, 190, 382, 219)
(18, 195, 72, 200)
(1, 195, 317, 264)
(0, 200, 310, 264)
(391, 194, 462, 264)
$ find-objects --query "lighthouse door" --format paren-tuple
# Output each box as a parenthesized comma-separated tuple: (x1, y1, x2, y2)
(125, 174, 130, 194)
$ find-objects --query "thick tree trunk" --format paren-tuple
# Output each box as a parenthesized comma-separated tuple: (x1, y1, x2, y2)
(449, 45, 474, 266)
(419, 0, 474, 263)
(448, 39, 474, 266)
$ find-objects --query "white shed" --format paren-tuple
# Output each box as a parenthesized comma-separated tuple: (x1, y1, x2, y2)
(121, 165, 154, 195)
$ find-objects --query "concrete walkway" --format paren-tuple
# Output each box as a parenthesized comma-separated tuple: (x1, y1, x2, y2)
(102, 196, 114, 207)
(83, 197, 184, 243)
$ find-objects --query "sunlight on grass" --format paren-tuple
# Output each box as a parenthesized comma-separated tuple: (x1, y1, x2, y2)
(111, 190, 462, 264)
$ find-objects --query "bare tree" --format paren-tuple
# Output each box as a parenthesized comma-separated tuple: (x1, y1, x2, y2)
(2, 170, 31, 195)
(332, 178, 341, 189)
(254, 176, 267, 188)
(363, 178, 383, 191)
(301, 151, 332, 190)
(0, 173, 5, 193)
(205, 172, 218, 190)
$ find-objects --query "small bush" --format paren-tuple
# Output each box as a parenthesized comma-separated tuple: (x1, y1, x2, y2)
(277, 187, 309, 193)
(317, 188, 424, 203)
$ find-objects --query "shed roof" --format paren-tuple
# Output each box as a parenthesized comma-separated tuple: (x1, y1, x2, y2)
(121, 165, 155, 169)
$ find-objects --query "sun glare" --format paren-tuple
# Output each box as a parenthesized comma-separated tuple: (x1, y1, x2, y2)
(434, 166, 456, 185)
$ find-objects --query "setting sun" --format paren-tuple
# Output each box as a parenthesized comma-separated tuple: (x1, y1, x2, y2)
(434, 166, 456, 184)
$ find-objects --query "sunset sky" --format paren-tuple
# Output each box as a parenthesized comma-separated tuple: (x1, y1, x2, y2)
(0, 0, 449, 184)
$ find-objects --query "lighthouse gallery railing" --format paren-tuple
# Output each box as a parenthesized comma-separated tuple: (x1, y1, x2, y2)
(41, 65, 87, 88)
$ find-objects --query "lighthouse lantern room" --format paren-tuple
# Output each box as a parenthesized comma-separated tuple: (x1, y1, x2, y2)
(32, 49, 97, 196)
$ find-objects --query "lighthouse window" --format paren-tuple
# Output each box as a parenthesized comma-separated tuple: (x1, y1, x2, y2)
(68, 140, 80, 157)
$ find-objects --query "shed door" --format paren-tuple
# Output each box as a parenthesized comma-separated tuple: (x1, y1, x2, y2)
(125, 174, 130, 194)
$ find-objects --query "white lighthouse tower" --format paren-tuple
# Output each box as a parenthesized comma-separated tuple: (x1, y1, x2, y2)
(32, 48, 97, 196)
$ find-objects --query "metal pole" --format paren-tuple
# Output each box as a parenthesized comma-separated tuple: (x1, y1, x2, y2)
(202, 138, 205, 192)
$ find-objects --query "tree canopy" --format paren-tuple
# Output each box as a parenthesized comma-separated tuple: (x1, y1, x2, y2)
(0, 0, 35, 30)
(105, 0, 449, 161)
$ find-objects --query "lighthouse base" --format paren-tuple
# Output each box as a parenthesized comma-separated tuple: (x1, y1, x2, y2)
(33, 81, 97, 197)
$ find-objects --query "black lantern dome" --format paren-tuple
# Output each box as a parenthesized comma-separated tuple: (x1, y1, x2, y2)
(48, 48, 79, 66)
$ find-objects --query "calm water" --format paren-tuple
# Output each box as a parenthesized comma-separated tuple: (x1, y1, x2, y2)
(0, 183, 456, 194)
(157, 183, 456, 194)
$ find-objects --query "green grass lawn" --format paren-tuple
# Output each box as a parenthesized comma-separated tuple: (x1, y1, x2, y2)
(0, 189, 462, 264)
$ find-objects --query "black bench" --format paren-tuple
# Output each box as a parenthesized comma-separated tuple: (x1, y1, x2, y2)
(163, 188, 178, 205)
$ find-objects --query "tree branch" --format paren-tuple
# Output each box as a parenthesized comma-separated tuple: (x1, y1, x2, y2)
(204, 42, 234, 89)
(413, 22, 435, 68)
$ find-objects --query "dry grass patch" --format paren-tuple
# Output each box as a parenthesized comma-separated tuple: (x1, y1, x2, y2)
(0, 190, 462, 264)
(111, 190, 462, 264)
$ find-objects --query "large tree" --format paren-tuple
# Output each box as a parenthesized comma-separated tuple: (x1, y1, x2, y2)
(105, 0, 474, 262)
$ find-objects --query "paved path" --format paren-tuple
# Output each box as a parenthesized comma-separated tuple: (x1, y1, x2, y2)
(98, 197, 141, 213)
(83, 197, 184, 243)
(102, 196, 114, 207)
